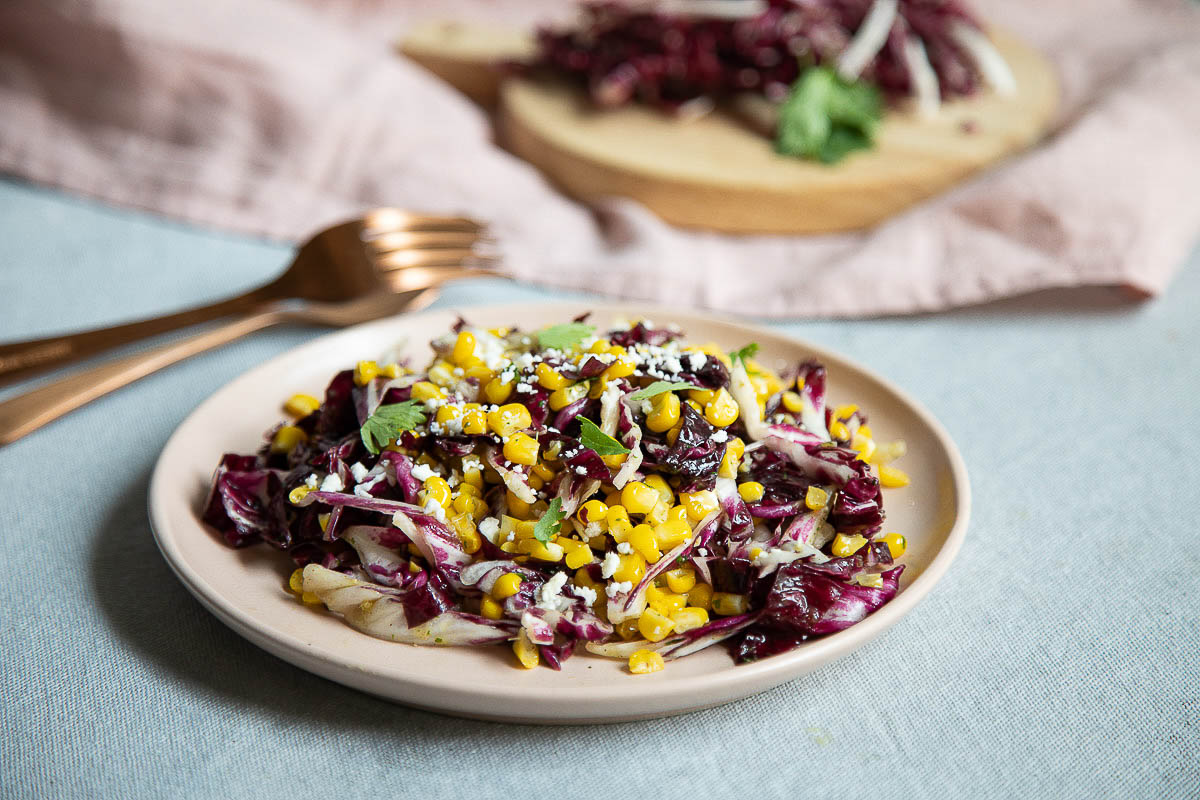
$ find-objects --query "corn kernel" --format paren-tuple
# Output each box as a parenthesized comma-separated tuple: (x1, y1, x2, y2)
(642, 474, 674, 505)
(829, 420, 850, 441)
(780, 391, 805, 414)
(283, 393, 320, 418)
(535, 362, 570, 390)
(735, 481, 764, 503)
(450, 330, 477, 364)
(354, 360, 380, 386)
(603, 355, 637, 380)
(853, 573, 884, 588)
(503, 432, 539, 466)
(480, 595, 504, 620)
(434, 405, 461, 427)
(670, 493, 712, 527)
(878, 464, 911, 488)
(451, 493, 478, 516)
(411, 381, 444, 402)
(616, 619, 641, 641)
(711, 592, 749, 616)
(857, 424, 874, 439)
(620, 481, 659, 516)
(427, 361, 455, 387)
(605, 505, 630, 527)
(483, 376, 513, 404)
(270, 425, 308, 454)
(805, 485, 829, 510)
(608, 517, 633, 543)
(549, 383, 587, 411)
(834, 404, 859, 421)
(831, 533, 869, 557)
(664, 567, 697, 594)
(463, 366, 494, 387)
(671, 606, 710, 633)
(488, 403, 532, 437)
(851, 432, 876, 462)
(645, 501, 670, 526)
(704, 388, 739, 427)
(462, 466, 484, 490)
(879, 532, 907, 559)
(579, 499, 609, 526)
(653, 518, 692, 550)
(420, 476, 452, 507)
(645, 391, 681, 433)
(687, 583, 713, 610)
(629, 524, 662, 563)
(288, 568, 304, 594)
(565, 546, 594, 570)
(517, 539, 565, 562)
(613, 552, 646, 584)
(719, 437, 745, 479)
(666, 504, 689, 524)
(628, 649, 665, 674)
(687, 388, 717, 405)
(588, 339, 611, 354)
(492, 573, 523, 599)
(512, 629, 539, 669)
(601, 453, 627, 468)
(574, 567, 601, 591)
(288, 486, 310, 504)
(461, 409, 487, 435)
(646, 586, 686, 616)
(637, 608, 676, 642)
(665, 423, 683, 445)
(301, 591, 322, 606)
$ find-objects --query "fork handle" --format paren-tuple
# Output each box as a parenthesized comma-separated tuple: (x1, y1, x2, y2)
(0, 310, 283, 447)
(0, 285, 278, 386)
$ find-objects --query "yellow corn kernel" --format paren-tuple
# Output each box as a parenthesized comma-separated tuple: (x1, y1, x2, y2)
(704, 388, 739, 427)
(608, 517, 633, 543)
(698, 343, 731, 367)
(621, 481, 659, 516)
(670, 606, 710, 633)
(666, 504, 689, 524)
(645, 391, 681, 433)
(587, 375, 610, 400)
(857, 424, 874, 439)
(718, 437, 745, 479)
(503, 432, 539, 466)
(434, 405, 461, 427)
(270, 425, 308, 454)
(664, 567, 696, 594)
(427, 360, 455, 387)
(687, 583, 713, 610)
(601, 453, 628, 469)
(526, 463, 552, 482)
(565, 545, 594, 570)
(628, 649, 665, 675)
(653, 518, 692, 550)
(492, 573, 523, 599)
(805, 485, 829, 510)
(488, 403, 532, 437)
(678, 490, 719, 523)
(483, 376, 514, 405)
(287, 568, 304, 594)
(480, 595, 504, 620)
(354, 360, 380, 386)
(603, 355, 637, 380)
(574, 566, 601, 591)
(748, 547, 763, 561)
(851, 432, 876, 462)
(535, 363, 570, 390)
(488, 326, 511, 338)
(512, 629, 539, 669)
(318, 513, 330, 532)
(462, 466, 484, 490)
(449, 516, 481, 554)
(616, 619, 641, 641)
(451, 493, 479, 516)
(781, 391, 805, 414)
(507, 492, 534, 520)
(283, 393, 320, 418)
(301, 591, 322, 606)
(549, 384, 586, 412)
(834, 404, 859, 421)
(831, 533, 869, 557)
(461, 409, 487, 435)
(578, 499, 609, 526)
(450, 330, 477, 364)
(629, 524, 662, 563)
(420, 476, 452, 507)
(645, 501, 670, 526)
(288, 486, 310, 504)
(737, 481, 765, 503)
(879, 532, 907, 559)
(665, 422, 683, 446)
(687, 387, 717, 405)
(588, 339, 611, 354)
(605, 505, 630, 527)
(646, 586, 686, 616)
(499, 541, 518, 554)
(463, 366, 494, 387)
(637, 608, 676, 642)
(878, 464, 911, 488)
(711, 592, 749, 616)
(613, 552, 646, 584)
(829, 420, 850, 441)
(526, 540, 566, 562)
(411, 381, 445, 403)
(527, 474, 545, 491)
(642, 474, 673, 505)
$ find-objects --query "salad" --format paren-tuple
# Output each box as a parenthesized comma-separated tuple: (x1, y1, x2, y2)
(203, 317, 912, 673)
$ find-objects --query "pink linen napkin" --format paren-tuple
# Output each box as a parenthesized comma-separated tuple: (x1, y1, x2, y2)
(1, 0, 1198, 318)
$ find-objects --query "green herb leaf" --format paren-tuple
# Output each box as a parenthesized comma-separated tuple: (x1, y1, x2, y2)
(728, 342, 760, 365)
(627, 380, 698, 402)
(536, 323, 596, 351)
(578, 417, 630, 456)
(533, 497, 567, 543)
(360, 400, 427, 454)
(775, 66, 881, 164)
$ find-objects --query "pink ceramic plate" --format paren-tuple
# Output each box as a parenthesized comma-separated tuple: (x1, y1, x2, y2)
(149, 303, 970, 724)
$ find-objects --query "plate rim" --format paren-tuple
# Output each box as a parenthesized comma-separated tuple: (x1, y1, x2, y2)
(148, 301, 971, 720)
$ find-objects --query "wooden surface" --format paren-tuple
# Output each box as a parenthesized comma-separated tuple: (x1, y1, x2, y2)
(401, 23, 1058, 234)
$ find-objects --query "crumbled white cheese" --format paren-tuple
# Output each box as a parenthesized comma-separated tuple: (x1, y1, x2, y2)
(712, 429, 729, 444)
(304, 474, 319, 489)
(583, 522, 603, 538)
(353, 485, 374, 498)
(605, 580, 633, 598)
(319, 473, 344, 493)
(536, 571, 571, 612)
(572, 584, 598, 607)
(688, 351, 707, 371)
(422, 498, 446, 523)
(616, 542, 633, 555)
(601, 551, 621, 579)
(410, 463, 435, 482)
(461, 456, 482, 473)
(349, 462, 369, 482)
(478, 516, 501, 543)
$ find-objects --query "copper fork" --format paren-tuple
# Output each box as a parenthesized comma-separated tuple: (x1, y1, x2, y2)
(0, 209, 495, 386)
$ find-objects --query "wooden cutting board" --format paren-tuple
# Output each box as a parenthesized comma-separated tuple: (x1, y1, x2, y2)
(401, 21, 1058, 234)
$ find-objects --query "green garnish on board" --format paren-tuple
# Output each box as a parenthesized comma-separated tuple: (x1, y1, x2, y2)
(776, 66, 882, 164)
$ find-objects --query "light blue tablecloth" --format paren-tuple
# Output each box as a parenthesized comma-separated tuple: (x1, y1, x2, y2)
(2, 179, 1196, 799)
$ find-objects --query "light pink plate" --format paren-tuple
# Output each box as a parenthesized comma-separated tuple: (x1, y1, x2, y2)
(148, 303, 970, 724)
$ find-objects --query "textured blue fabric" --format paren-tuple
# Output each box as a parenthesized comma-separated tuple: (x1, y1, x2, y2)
(1, 180, 1196, 799)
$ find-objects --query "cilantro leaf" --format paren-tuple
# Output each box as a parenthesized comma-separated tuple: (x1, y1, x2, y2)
(533, 497, 567, 543)
(536, 323, 595, 351)
(360, 400, 427, 454)
(775, 66, 881, 164)
(728, 342, 760, 365)
(627, 380, 698, 402)
(578, 417, 630, 456)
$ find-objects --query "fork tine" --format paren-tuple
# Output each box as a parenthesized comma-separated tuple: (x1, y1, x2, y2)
(375, 249, 499, 271)
(362, 208, 487, 235)
(382, 264, 504, 292)
(368, 230, 487, 254)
